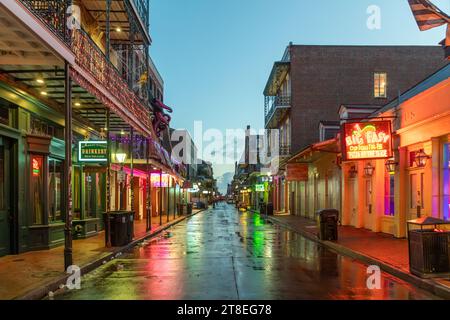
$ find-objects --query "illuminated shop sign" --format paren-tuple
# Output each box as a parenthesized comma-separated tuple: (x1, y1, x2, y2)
(150, 173, 169, 188)
(255, 184, 265, 192)
(32, 157, 41, 176)
(341, 121, 393, 161)
(78, 141, 108, 162)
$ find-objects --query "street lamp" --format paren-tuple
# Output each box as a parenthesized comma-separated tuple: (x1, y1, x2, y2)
(385, 159, 398, 174)
(349, 165, 358, 178)
(415, 150, 430, 168)
(364, 163, 375, 177)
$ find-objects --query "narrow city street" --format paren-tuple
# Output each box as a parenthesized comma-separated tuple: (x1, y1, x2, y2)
(56, 204, 438, 300)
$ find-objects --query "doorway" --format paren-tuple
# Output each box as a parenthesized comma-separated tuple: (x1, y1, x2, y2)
(364, 178, 373, 230)
(349, 177, 358, 227)
(0, 136, 18, 257)
(408, 171, 424, 220)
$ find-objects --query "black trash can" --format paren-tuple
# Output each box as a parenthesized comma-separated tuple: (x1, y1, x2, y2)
(266, 202, 274, 216)
(103, 211, 134, 247)
(316, 209, 339, 241)
(260, 203, 267, 215)
(407, 217, 450, 278)
(177, 203, 185, 216)
(186, 203, 193, 215)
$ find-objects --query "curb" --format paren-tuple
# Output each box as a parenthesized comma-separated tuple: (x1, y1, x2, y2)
(15, 209, 206, 300)
(265, 215, 450, 300)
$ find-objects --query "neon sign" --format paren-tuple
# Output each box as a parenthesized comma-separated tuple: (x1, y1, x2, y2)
(255, 184, 265, 192)
(341, 121, 393, 161)
(32, 158, 41, 176)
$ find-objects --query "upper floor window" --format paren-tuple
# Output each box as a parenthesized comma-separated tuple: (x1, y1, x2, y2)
(374, 72, 387, 98)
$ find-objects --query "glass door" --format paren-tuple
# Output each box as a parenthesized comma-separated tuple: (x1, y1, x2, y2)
(408, 172, 424, 220)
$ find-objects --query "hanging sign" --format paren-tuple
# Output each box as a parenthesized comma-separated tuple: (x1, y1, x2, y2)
(79, 141, 108, 162)
(286, 163, 308, 181)
(341, 121, 393, 161)
(255, 184, 265, 192)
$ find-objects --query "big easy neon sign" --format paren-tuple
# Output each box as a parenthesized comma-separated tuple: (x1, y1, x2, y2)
(341, 121, 393, 161)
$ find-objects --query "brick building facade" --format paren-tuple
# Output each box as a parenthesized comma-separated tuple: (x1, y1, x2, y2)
(265, 44, 449, 157)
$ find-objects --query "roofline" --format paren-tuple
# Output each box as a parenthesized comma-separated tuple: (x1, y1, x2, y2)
(372, 62, 450, 116)
(288, 44, 444, 48)
(263, 61, 290, 95)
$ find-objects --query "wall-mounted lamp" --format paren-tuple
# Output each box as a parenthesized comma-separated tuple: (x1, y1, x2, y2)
(115, 153, 127, 164)
(364, 163, 375, 177)
(385, 159, 398, 174)
(414, 150, 430, 168)
(349, 166, 358, 178)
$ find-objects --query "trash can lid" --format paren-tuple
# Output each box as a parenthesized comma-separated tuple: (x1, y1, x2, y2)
(407, 216, 450, 226)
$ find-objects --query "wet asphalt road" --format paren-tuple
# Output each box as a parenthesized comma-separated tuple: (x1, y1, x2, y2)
(57, 203, 438, 300)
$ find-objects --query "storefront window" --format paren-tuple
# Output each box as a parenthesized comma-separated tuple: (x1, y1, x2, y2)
(48, 158, 63, 222)
(31, 155, 44, 225)
(444, 144, 450, 221)
(384, 173, 395, 216)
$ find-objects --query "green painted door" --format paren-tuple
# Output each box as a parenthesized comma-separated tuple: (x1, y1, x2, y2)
(0, 137, 12, 257)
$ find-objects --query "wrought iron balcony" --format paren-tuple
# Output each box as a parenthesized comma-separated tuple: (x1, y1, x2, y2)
(264, 95, 291, 129)
(19, 0, 71, 45)
(131, 0, 149, 29)
(72, 29, 151, 131)
(279, 144, 291, 157)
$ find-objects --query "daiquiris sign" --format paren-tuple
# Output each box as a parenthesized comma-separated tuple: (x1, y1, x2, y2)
(78, 141, 108, 162)
(341, 121, 393, 161)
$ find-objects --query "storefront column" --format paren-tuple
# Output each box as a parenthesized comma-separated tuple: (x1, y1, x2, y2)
(395, 146, 408, 238)
(341, 163, 351, 226)
(146, 138, 151, 231)
(105, 109, 111, 247)
(159, 169, 163, 225)
(355, 161, 365, 228)
(431, 137, 441, 218)
(63, 62, 73, 270)
(373, 160, 385, 232)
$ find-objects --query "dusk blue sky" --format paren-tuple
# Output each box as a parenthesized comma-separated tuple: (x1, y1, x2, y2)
(149, 0, 449, 179)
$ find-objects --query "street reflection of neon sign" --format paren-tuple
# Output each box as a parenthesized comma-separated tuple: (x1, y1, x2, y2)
(32, 158, 40, 176)
(342, 121, 393, 161)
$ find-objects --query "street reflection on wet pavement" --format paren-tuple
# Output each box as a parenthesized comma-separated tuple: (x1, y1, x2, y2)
(57, 204, 438, 300)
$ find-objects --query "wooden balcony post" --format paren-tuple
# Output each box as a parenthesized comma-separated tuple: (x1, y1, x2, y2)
(159, 169, 163, 226)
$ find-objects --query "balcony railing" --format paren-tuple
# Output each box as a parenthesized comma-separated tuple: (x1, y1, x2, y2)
(131, 0, 149, 29)
(279, 144, 291, 157)
(265, 95, 291, 127)
(19, 0, 71, 45)
(72, 29, 151, 131)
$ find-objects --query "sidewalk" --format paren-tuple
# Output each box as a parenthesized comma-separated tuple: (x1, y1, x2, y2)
(265, 213, 450, 299)
(0, 210, 204, 300)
